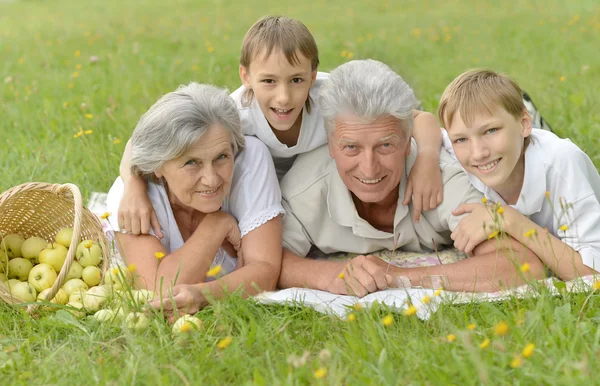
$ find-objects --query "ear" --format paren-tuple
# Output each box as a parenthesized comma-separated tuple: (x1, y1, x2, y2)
(310, 70, 318, 87)
(239, 65, 251, 88)
(154, 169, 163, 179)
(520, 108, 533, 138)
(404, 136, 412, 157)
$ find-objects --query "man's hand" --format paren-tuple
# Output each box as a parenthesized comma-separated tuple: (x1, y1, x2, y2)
(403, 152, 443, 221)
(325, 255, 395, 297)
(148, 283, 206, 317)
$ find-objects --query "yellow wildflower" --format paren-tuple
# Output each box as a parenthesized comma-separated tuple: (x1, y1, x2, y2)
(72, 72, 79, 78)
(341, 50, 348, 57)
(479, 338, 490, 349)
(494, 320, 509, 336)
(73, 131, 83, 138)
(520, 263, 530, 273)
(76, 63, 82, 70)
(510, 356, 522, 368)
(496, 206, 505, 215)
(522, 343, 535, 358)
(84, 130, 93, 135)
(434, 288, 443, 296)
(481, 197, 488, 204)
(354, 303, 362, 311)
(217, 336, 232, 349)
(154, 251, 165, 259)
(421, 295, 431, 304)
(346, 313, 356, 322)
(111, 267, 119, 275)
(488, 230, 499, 239)
(100, 212, 110, 219)
(180, 323, 191, 333)
(524, 229, 536, 238)
(74, 50, 81, 57)
(592, 281, 600, 290)
(467, 323, 476, 330)
(84, 113, 93, 119)
(113, 138, 121, 145)
(127, 263, 136, 272)
(206, 265, 222, 277)
(337, 272, 345, 279)
(403, 305, 417, 316)
(347, 52, 354, 59)
(560, 76, 566, 82)
(446, 334, 456, 342)
(545, 191, 550, 198)
(63, 102, 69, 108)
(559, 224, 569, 232)
(84, 241, 93, 248)
(314, 367, 327, 379)
(382, 314, 394, 326)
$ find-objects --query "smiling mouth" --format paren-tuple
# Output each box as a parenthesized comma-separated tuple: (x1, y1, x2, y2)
(196, 187, 219, 195)
(474, 158, 501, 173)
(356, 176, 385, 185)
(271, 107, 293, 118)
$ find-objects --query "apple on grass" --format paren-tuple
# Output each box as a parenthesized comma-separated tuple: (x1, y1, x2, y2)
(28, 263, 58, 292)
(39, 243, 69, 272)
(82, 266, 102, 287)
(9, 281, 37, 302)
(81, 285, 110, 311)
(8, 258, 34, 281)
(1, 234, 24, 258)
(61, 278, 89, 297)
(66, 302, 86, 318)
(55, 228, 75, 249)
(76, 240, 103, 267)
(133, 289, 156, 306)
(125, 312, 150, 331)
(94, 309, 116, 323)
(65, 261, 83, 281)
(172, 315, 203, 334)
(37, 288, 69, 306)
(21, 236, 48, 261)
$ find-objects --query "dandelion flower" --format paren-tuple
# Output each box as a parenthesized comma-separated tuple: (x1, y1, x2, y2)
(479, 338, 490, 349)
(84, 130, 93, 135)
(467, 323, 476, 330)
(434, 288, 443, 296)
(206, 265, 222, 277)
(73, 131, 83, 138)
(63, 101, 69, 108)
(217, 336, 232, 349)
(481, 197, 487, 204)
(314, 367, 327, 379)
(341, 50, 348, 57)
(520, 263, 530, 273)
(560, 76, 566, 82)
(488, 230, 499, 239)
(72, 72, 79, 78)
(559, 224, 569, 232)
(446, 334, 456, 342)
(545, 191, 550, 198)
(403, 305, 417, 316)
(346, 312, 356, 322)
(74, 50, 81, 57)
(592, 281, 600, 290)
(510, 356, 522, 368)
(496, 206, 505, 215)
(494, 320, 509, 336)
(84, 113, 93, 119)
(155, 252, 165, 259)
(76, 64, 82, 70)
(382, 314, 394, 326)
(127, 264, 136, 272)
(100, 212, 110, 219)
(113, 138, 122, 145)
(111, 267, 119, 275)
(524, 229, 536, 238)
(522, 343, 535, 358)
(337, 272, 345, 279)
(354, 303, 362, 311)
(347, 52, 354, 59)
(421, 295, 431, 304)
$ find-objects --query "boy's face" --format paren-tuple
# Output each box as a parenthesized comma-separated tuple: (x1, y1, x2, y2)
(446, 107, 532, 193)
(240, 49, 317, 133)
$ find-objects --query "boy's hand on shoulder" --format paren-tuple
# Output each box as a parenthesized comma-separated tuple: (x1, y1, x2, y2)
(403, 151, 443, 221)
(119, 178, 163, 238)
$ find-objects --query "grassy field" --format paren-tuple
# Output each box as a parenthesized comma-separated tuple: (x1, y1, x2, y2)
(1, 0, 600, 384)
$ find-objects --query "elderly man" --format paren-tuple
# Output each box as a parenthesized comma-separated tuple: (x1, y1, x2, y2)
(279, 60, 546, 295)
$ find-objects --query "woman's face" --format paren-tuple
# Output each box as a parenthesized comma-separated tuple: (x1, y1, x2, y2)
(155, 124, 235, 213)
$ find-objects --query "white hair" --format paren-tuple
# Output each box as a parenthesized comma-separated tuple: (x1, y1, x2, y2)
(319, 59, 418, 138)
(130, 83, 245, 181)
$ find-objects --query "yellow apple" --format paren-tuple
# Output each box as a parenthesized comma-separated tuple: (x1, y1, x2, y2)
(68, 289, 87, 304)
(10, 281, 37, 302)
(103, 266, 133, 290)
(28, 263, 58, 292)
(81, 266, 102, 287)
(61, 278, 89, 296)
(66, 302, 86, 318)
(0, 250, 8, 273)
(94, 309, 116, 323)
(7, 278, 21, 288)
(76, 240, 103, 267)
(55, 228, 75, 248)
(172, 315, 203, 334)
(1, 234, 24, 258)
(7, 258, 34, 281)
(37, 288, 69, 305)
(133, 289, 156, 305)
(81, 285, 109, 311)
(0, 273, 7, 283)
(65, 261, 83, 281)
(21, 236, 48, 261)
(39, 243, 69, 272)
(125, 312, 150, 331)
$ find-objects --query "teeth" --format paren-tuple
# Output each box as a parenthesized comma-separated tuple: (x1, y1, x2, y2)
(359, 178, 383, 184)
(477, 159, 499, 171)
(273, 108, 291, 113)
(198, 188, 217, 194)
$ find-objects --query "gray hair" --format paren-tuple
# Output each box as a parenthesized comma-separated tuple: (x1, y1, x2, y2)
(130, 83, 245, 181)
(319, 59, 418, 139)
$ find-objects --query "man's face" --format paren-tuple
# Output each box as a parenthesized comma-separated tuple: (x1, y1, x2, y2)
(328, 114, 411, 204)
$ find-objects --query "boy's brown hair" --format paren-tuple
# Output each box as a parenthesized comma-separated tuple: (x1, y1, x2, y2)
(438, 69, 531, 147)
(240, 16, 319, 113)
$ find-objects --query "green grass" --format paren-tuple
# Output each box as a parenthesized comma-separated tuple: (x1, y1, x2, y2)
(1, 0, 600, 384)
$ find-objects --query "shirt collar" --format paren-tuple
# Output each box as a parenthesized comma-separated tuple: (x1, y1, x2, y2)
(513, 140, 546, 215)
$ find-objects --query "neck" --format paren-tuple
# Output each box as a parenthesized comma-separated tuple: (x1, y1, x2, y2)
(352, 185, 399, 232)
(272, 112, 302, 147)
(495, 154, 526, 205)
(166, 184, 203, 221)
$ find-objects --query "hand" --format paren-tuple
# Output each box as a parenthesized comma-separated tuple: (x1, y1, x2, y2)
(118, 177, 163, 238)
(325, 255, 394, 297)
(451, 203, 499, 255)
(403, 153, 443, 221)
(206, 211, 243, 260)
(148, 284, 206, 318)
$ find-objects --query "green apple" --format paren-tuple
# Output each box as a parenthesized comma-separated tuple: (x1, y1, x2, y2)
(81, 285, 109, 311)
(103, 266, 133, 290)
(66, 302, 86, 318)
(0, 250, 8, 273)
(39, 243, 69, 272)
(37, 287, 69, 305)
(55, 228, 75, 248)
(125, 312, 150, 331)
(1, 234, 24, 258)
(21, 236, 48, 261)
(0, 273, 7, 283)
(28, 263, 58, 292)
(65, 261, 83, 281)
(172, 315, 203, 334)
(76, 240, 103, 267)
(10, 281, 37, 302)
(133, 289, 156, 306)
(68, 289, 87, 304)
(94, 309, 116, 323)
(81, 266, 102, 287)
(7, 257, 33, 281)
(7, 279, 21, 288)
(61, 278, 89, 296)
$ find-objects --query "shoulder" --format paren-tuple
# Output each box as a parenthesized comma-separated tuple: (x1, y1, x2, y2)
(229, 84, 247, 109)
(280, 145, 333, 199)
(308, 72, 329, 99)
(235, 136, 272, 168)
(530, 129, 588, 163)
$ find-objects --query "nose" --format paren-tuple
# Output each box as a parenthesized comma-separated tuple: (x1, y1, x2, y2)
(201, 164, 221, 187)
(360, 149, 380, 177)
(470, 138, 490, 162)
(275, 84, 290, 105)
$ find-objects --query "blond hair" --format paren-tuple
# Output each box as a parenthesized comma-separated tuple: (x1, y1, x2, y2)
(240, 16, 319, 113)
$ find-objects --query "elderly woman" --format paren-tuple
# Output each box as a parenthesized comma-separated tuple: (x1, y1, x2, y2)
(106, 83, 284, 314)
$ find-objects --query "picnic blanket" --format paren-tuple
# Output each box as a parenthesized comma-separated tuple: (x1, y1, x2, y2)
(87, 192, 597, 320)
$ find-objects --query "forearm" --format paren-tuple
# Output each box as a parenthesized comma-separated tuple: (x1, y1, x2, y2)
(412, 110, 442, 155)
(278, 248, 345, 290)
(120, 139, 136, 180)
(502, 207, 597, 280)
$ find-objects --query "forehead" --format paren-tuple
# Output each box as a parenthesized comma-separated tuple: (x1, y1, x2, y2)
(448, 107, 513, 132)
(184, 124, 232, 155)
(334, 114, 404, 141)
(250, 48, 312, 74)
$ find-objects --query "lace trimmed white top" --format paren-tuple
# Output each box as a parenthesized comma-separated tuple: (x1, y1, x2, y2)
(106, 136, 285, 277)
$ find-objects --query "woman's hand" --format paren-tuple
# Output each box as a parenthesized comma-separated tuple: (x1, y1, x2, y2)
(403, 152, 443, 221)
(118, 177, 163, 238)
(451, 203, 499, 255)
(148, 284, 206, 317)
(205, 211, 242, 259)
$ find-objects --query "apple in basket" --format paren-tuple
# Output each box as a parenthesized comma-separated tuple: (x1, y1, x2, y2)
(0, 250, 8, 273)
(76, 240, 103, 267)
(69, 289, 87, 304)
(61, 278, 89, 296)
(21, 236, 48, 261)
(28, 263, 58, 292)
(65, 261, 83, 281)
(39, 243, 69, 272)
(1, 234, 25, 258)
(55, 228, 75, 249)
(81, 285, 110, 311)
(0, 273, 7, 283)
(7, 258, 34, 281)
(104, 266, 133, 290)
(66, 302, 86, 318)
(9, 281, 37, 302)
(37, 288, 69, 305)
(82, 266, 102, 287)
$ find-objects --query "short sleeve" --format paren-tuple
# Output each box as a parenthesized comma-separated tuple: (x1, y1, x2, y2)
(281, 198, 314, 257)
(225, 136, 285, 237)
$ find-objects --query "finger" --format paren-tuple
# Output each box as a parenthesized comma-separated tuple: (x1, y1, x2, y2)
(413, 194, 422, 222)
(362, 261, 388, 290)
(437, 189, 443, 205)
(429, 193, 438, 211)
(150, 212, 163, 239)
(402, 180, 413, 205)
(118, 212, 125, 231)
(464, 239, 479, 256)
(343, 268, 368, 297)
(123, 215, 132, 235)
(130, 215, 141, 236)
(454, 234, 468, 252)
(452, 203, 475, 216)
(140, 211, 151, 235)
(352, 267, 378, 294)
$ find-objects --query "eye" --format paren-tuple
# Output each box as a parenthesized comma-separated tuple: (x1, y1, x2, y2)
(454, 138, 467, 144)
(485, 128, 499, 134)
(291, 77, 303, 84)
(344, 144, 356, 150)
(261, 79, 275, 84)
(216, 153, 229, 161)
(184, 159, 197, 166)
(382, 143, 391, 148)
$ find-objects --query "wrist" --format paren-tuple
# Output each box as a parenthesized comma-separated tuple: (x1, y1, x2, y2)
(416, 147, 440, 158)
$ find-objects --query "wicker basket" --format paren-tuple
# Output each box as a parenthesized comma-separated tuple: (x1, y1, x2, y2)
(0, 182, 110, 313)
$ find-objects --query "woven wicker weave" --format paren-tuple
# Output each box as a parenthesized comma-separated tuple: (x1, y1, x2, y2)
(0, 182, 110, 313)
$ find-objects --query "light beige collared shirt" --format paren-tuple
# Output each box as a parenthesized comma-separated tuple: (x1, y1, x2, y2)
(281, 141, 483, 257)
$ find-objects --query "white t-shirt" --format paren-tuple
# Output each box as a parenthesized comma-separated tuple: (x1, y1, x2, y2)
(442, 128, 600, 270)
(106, 136, 285, 278)
(230, 72, 329, 178)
